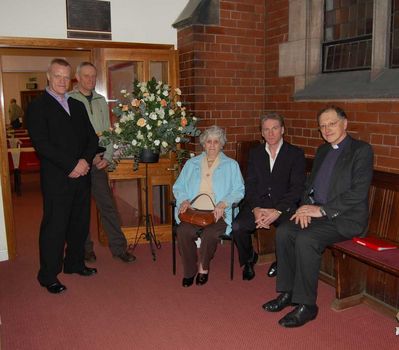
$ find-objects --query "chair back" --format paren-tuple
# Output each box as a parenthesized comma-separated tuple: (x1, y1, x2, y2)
(235, 140, 262, 178)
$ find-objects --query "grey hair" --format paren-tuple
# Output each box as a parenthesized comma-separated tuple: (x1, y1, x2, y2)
(199, 125, 227, 147)
(76, 61, 97, 75)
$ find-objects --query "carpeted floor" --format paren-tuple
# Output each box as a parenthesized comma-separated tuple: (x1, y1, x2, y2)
(0, 173, 398, 349)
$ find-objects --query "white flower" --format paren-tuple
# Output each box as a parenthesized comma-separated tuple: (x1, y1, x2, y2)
(175, 137, 181, 143)
(162, 90, 168, 97)
(154, 140, 160, 146)
(157, 120, 162, 126)
(113, 144, 119, 149)
(149, 112, 157, 120)
(193, 116, 197, 121)
(163, 120, 168, 124)
(169, 109, 175, 116)
(120, 89, 127, 94)
(147, 132, 153, 138)
(190, 152, 195, 158)
(115, 126, 122, 134)
(162, 141, 168, 148)
(146, 124, 152, 130)
(140, 85, 147, 92)
(178, 126, 183, 131)
(175, 88, 182, 95)
(182, 110, 186, 117)
(131, 140, 137, 146)
(177, 101, 182, 107)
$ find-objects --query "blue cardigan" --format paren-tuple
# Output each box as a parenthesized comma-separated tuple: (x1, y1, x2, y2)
(173, 152, 245, 235)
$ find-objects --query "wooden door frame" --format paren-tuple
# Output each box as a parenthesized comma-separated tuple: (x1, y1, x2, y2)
(0, 36, 178, 259)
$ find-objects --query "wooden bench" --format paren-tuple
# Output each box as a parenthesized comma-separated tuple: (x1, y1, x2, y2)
(330, 170, 399, 318)
(236, 141, 399, 318)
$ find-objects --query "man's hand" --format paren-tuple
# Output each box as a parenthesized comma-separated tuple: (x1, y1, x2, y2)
(94, 156, 110, 170)
(254, 208, 281, 229)
(68, 159, 90, 178)
(290, 204, 322, 229)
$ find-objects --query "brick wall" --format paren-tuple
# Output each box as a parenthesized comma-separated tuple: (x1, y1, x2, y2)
(177, 0, 266, 156)
(177, 0, 399, 173)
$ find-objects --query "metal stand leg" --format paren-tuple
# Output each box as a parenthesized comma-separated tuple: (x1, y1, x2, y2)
(130, 163, 161, 260)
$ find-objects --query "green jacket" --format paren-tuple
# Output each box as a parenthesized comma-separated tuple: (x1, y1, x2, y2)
(69, 90, 113, 162)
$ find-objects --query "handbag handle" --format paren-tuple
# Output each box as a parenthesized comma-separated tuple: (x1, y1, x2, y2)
(189, 193, 216, 209)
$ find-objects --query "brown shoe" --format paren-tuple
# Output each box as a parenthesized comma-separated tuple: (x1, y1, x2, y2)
(84, 251, 97, 263)
(114, 251, 136, 263)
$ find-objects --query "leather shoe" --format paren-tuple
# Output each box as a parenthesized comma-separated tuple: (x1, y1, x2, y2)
(195, 273, 208, 286)
(64, 266, 97, 276)
(84, 251, 97, 263)
(41, 281, 67, 294)
(262, 292, 293, 312)
(267, 261, 277, 278)
(114, 251, 136, 263)
(242, 251, 258, 281)
(182, 276, 195, 287)
(278, 304, 318, 327)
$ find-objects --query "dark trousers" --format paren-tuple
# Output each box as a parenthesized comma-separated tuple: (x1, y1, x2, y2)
(38, 182, 90, 286)
(177, 220, 227, 278)
(276, 218, 346, 305)
(232, 204, 289, 266)
(85, 167, 127, 256)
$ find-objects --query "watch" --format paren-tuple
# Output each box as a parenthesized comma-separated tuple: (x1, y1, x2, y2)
(319, 206, 327, 217)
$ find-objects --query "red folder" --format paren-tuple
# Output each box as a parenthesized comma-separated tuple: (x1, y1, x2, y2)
(352, 237, 398, 251)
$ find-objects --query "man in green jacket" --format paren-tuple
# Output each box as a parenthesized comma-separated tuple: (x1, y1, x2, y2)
(69, 62, 136, 263)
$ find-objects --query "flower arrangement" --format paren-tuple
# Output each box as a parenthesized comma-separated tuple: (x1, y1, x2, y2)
(102, 77, 200, 170)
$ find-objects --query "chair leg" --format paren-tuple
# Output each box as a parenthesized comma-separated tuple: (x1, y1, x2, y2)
(172, 227, 176, 275)
(230, 235, 234, 280)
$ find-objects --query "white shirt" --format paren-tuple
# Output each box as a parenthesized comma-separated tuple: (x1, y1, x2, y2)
(265, 139, 283, 172)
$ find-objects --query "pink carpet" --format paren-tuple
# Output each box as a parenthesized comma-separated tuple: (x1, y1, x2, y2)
(0, 173, 398, 349)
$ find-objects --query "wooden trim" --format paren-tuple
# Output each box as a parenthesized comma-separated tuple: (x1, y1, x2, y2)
(0, 36, 174, 51)
(0, 53, 16, 259)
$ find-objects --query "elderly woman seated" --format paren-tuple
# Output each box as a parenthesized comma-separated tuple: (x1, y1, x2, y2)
(173, 125, 244, 287)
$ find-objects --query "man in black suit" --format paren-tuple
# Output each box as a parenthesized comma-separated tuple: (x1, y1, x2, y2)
(232, 113, 306, 280)
(27, 58, 99, 294)
(263, 106, 374, 327)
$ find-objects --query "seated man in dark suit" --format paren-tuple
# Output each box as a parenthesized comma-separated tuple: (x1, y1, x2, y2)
(263, 106, 374, 327)
(232, 113, 306, 281)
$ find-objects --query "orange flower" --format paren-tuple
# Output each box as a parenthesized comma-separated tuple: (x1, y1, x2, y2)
(137, 118, 146, 127)
(122, 105, 129, 111)
(160, 99, 167, 107)
(181, 117, 188, 127)
(131, 99, 140, 107)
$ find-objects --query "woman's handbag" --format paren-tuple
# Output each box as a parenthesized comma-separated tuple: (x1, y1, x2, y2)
(178, 194, 216, 227)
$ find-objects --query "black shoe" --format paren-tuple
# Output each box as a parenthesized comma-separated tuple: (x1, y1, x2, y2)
(84, 251, 97, 263)
(182, 276, 195, 287)
(114, 251, 136, 263)
(267, 261, 277, 278)
(41, 281, 67, 294)
(278, 304, 318, 328)
(64, 266, 97, 276)
(196, 273, 208, 286)
(262, 292, 293, 312)
(242, 251, 258, 281)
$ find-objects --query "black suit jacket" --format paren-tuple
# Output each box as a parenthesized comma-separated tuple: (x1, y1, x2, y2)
(244, 141, 306, 215)
(27, 91, 98, 195)
(303, 136, 374, 238)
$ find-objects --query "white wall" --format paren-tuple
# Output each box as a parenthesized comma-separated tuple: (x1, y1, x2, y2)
(0, 0, 189, 261)
(0, 0, 188, 46)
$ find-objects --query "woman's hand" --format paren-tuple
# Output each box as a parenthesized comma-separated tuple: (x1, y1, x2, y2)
(179, 200, 191, 214)
(213, 202, 226, 222)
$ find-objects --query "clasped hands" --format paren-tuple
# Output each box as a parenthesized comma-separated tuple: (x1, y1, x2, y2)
(290, 204, 322, 229)
(179, 200, 226, 222)
(253, 207, 281, 229)
(68, 159, 90, 178)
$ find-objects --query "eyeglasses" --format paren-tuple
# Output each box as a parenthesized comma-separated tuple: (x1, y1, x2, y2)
(319, 119, 341, 131)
